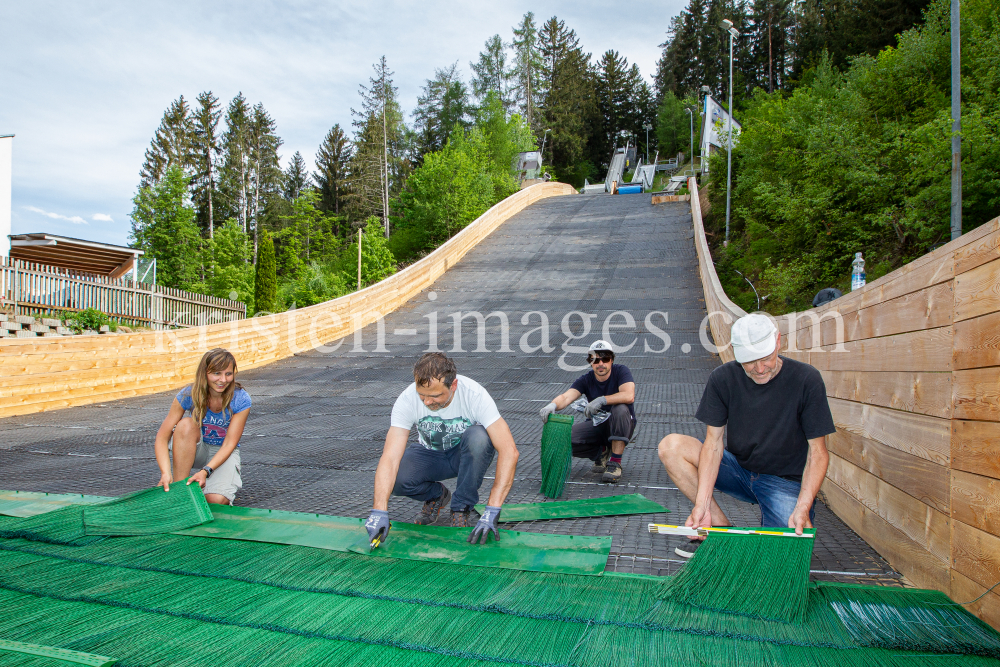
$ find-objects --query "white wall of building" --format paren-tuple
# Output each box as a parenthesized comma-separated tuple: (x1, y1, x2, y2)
(0, 135, 11, 258)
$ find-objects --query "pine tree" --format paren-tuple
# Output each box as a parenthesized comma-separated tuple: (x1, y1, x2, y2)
(139, 96, 194, 187)
(413, 63, 471, 160)
(220, 93, 253, 234)
(470, 35, 515, 115)
(191, 91, 222, 238)
(511, 12, 543, 132)
(283, 151, 311, 201)
(314, 124, 351, 219)
(248, 103, 283, 261)
(254, 229, 277, 314)
(347, 57, 408, 235)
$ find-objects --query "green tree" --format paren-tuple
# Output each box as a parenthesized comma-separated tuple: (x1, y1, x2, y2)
(139, 96, 194, 188)
(656, 91, 697, 157)
(283, 151, 311, 201)
(471, 35, 515, 115)
(208, 219, 255, 315)
(342, 217, 397, 288)
(191, 91, 222, 239)
(511, 12, 544, 133)
(314, 124, 351, 218)
(413, 63, 472, 160)
(129, 165, 203, 291)
(254, 230, 277, 314)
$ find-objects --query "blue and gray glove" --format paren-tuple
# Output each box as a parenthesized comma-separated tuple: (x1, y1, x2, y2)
(468, 506, 502, 544)
(584, 396, 607, 419)
(365, 509, 391, 548)
(539, 402, 557, 423)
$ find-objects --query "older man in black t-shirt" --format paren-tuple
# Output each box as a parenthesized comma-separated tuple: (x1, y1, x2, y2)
(658, 313, 835, 557)
(540, 340, 636, 483)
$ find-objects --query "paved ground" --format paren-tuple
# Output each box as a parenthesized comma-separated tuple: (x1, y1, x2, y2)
(0, 193, 903, 585)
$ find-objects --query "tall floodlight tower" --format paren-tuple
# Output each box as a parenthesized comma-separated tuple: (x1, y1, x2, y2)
(721, 20, 740, 247)
(0, 135, 12, 258)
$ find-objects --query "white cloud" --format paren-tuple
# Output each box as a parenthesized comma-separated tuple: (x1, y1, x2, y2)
(23, 205, 88, 225)
(91, 213, 113, 222)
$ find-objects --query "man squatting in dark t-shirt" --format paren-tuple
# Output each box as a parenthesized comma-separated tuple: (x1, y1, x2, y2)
(658, 313, 836, 558)
(540, 340, 636, 483)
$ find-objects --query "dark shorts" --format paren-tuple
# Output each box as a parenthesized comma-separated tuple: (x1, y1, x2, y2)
(714, 449, 814, 528)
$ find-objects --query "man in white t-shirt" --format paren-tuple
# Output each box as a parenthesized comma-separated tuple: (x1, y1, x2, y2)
(365, 352, 520, 546)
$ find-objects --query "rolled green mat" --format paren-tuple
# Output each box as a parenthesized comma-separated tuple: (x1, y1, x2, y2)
(539, 414, 574, 498)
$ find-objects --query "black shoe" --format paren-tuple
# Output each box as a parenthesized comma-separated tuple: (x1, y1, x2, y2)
(590, 447, 611, 473)
(450, 507, 480, 528)
(414, 484, 451, 525)
(674, 539, 702, 559)
(601, 461, 622, 483)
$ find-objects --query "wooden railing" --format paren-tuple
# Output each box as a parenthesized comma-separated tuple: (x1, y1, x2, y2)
(0, 182, 576, 417)
(688, 176, 1000, 630)
(0, 258, 246, 328)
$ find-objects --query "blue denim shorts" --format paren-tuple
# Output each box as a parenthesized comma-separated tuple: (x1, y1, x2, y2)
(714, 449, 815, 528)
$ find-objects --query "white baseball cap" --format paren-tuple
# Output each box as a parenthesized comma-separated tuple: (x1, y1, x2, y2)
(730, 314, 778, 363)
(588, 340, 614, 353)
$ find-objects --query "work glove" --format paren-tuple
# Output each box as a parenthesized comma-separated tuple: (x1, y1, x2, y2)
(584, 396, 608, 419)
(365, 509, 391, 548)
(539, 402, 557, 423)
(467, 506, 502, 544)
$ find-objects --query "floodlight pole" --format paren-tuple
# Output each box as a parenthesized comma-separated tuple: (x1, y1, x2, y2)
(722, 20, 739, 247)
(950, 0, 962, 240)
(643, 123, 652, 164)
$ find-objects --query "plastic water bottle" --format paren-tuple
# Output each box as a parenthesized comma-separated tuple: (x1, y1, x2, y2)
(851, 252, 866, 291)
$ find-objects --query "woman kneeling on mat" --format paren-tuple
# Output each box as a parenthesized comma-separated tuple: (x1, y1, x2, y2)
(154, 348, 251, 505)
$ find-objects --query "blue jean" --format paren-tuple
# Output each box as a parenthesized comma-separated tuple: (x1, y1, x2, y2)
(392, 425, 496, 512)
(714, 449, 815, 528)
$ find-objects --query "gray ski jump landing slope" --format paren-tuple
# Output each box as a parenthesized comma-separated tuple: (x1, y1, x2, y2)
(0, 193, 902, 583)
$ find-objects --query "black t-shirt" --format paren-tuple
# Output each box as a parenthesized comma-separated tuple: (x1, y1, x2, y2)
(571, 364, 636, 420)
(695, 357, 835, 478)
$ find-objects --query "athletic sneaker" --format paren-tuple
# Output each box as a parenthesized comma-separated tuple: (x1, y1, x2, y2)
(414, 484, 451, 525)
(590, 447, 611, 473)
(601, 461, 623, 483)
(674, 540, 702, 559)
(450, 507, 480, 528)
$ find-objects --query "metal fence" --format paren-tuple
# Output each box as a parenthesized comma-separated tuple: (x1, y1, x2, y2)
(0, 257, 246, 329)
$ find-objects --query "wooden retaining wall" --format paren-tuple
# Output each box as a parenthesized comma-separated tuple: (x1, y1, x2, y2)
(0, 182, 576, 419)
(688, 177, 1000, 629)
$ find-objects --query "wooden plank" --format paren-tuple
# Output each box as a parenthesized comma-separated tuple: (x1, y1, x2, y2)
(955, 219, 1000, 275)
(826, 453, 950, 560)
(950, 569, 1000, 632)
(952, 419, 1000, 479)
(955, 258, 1000, 322)
(827, 430, 950, 513)
(820, 370, 952, 419)
(953, 367, 1000, 421)
(807, 326, 953, 372)
(828, 397, 951, 465)
(951, 520, 1000, 596)
(953, 310, 1000, 370)
(821, 479, 950, 591)
(951, 470, 1000, 538)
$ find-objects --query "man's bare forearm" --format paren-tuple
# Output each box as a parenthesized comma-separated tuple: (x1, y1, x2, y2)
(796, 436, 829, 510)
(695, 430, 725, 508)
(486, 449, 518, 507)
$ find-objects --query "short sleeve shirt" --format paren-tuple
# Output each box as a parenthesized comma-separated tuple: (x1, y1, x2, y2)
(176, 387, 252, 447)
(695, 357, 835, 478)
(570, 364, 636, 420)
(390, 375, 502, 451)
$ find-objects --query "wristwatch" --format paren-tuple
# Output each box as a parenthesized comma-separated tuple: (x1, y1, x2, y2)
(201, 465, 214, 478)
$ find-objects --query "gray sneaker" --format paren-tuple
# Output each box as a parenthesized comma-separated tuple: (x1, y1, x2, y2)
(601, 461, 622, 483)
(414, 484, 451, 525)
(590, 447, 611, 473)
(674, 540, 702, 559)
(450, 507, 480, 528)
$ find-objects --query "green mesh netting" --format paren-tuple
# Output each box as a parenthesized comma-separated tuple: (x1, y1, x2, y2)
(0, 530, 997, 666)
(474, 494, 668, 522)
(539, 415, 573, 499)
(657, 528, 816, 623)
(0, 484, 212, 545)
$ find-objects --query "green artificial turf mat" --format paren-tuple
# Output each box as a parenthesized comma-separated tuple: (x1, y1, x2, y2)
(0, 491, 112, 518)
(475, 494, 668, 522)
(0, 639, 116, 667)
(176, 504, 611, 575)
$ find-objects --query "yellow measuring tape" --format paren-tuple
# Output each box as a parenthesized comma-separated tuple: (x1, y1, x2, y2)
(647, 523, 815, 538)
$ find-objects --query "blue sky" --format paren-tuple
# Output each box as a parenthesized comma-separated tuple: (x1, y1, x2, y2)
(2, 1, 684, 247)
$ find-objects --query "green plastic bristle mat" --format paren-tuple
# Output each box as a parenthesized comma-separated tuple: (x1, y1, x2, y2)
(475, 494, 669, 522)
(0, 534, 998, 665)
(0, 639, 116, 667)
(818, 583, 1000, 657)
(658, 527, 816, 623)
(0, 483, 213, 545)
(83, 483, 213, 536)
(539, 414, 573, 498)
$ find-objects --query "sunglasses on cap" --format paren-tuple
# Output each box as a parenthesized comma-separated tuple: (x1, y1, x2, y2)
(587, 353, 613, 364)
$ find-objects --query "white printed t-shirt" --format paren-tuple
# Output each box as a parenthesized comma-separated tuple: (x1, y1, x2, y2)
(390, 375, 502, 451)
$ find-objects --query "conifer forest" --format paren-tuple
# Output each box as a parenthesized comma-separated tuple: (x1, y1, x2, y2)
(129, 2, 999, 315)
